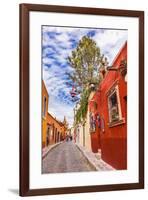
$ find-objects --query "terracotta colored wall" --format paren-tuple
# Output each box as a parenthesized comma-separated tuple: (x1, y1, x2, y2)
(89, 42, 127, 169)
(90, 132, 100, 153)
(47, 113, 66, 144)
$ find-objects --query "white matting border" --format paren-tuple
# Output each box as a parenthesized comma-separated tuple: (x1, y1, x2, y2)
(29, 11, 139, 189)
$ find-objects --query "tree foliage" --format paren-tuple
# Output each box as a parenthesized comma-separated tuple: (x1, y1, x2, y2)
(67, 36, 105, 91)
(68, 36, 108, 125)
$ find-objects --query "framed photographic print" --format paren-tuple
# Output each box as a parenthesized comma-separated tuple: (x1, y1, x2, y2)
(19, 3, 144, 196)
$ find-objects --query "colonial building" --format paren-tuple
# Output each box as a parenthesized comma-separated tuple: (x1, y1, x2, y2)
(42, 80, 68, 149)
(89, 42, 127, 169)
(73, 94, 93, 151)
(73, 42, 127, 170)
(46, 113, 67, 145)
(42, 80, 49, 148)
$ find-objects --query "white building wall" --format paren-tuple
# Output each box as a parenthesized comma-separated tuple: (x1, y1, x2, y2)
(74, 91, 95, 150)
(78, 124, 84, 146)
(84, 109, 92, 151)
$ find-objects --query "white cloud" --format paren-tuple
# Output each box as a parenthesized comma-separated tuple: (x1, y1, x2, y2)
(93, 29, 127, 64)
(42, 26, 127, 127)
(48, 95, 74, 127)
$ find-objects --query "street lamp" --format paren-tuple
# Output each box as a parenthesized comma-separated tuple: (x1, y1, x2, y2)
(107, 59, 127, 71)
(106, 66, 118, 71)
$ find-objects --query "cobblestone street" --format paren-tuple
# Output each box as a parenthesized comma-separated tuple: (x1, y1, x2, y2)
(42, 141, 96, 173)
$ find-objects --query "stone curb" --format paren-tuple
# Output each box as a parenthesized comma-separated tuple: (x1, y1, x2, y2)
(42, 142, 63, 159)
(75, 143, 115, 171)
(75, 144, 99, 171)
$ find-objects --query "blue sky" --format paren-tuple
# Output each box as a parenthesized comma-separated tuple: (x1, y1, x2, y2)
(42, 26, 127, 127)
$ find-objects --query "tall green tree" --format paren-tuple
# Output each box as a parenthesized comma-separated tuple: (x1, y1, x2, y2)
(67, 36, 106, 91)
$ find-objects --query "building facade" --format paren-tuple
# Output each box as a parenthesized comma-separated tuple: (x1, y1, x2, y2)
(89, 42, 127, 169)
(42, 81, 67, 149)
(73, 42, 127, 170)
(42, 80, 49, 148)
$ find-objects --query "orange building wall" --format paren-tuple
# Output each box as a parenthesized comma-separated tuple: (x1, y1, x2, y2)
(46, 113, 66, 144)
(42, 80, 67, 149)
(42, 81, 49, 148)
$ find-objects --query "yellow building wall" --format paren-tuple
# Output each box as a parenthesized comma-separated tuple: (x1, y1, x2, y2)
(42, 80, 67, 148)
(42, 118, 47, 148)
(84, 92, 95, 151)
(78, 124, 84, 146)
(42, 80, 49, 148)
(84, 109, 91, 151)
(74, 92, 94, 150)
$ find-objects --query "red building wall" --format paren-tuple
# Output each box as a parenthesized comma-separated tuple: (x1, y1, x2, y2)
(89, 92, 102, 153)
(89, 42, 127, 170)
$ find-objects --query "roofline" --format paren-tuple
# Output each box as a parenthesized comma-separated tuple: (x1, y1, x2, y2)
(89, 41, 127, 101)
(111, 41, 127, 66)
(42, 80, 49, 97)
(47, 112, 64, 127)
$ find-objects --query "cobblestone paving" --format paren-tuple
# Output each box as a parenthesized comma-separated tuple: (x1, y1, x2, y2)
(42, 141, 96, 173)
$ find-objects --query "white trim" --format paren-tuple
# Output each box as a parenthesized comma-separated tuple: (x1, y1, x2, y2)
(108, 85, 122, 123)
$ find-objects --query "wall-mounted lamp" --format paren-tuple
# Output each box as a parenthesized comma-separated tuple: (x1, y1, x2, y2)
(106, 66, 118, 71)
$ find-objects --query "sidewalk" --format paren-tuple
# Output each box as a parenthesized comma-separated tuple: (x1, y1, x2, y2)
(42, 142, 63, 159)
(76, 143, 115, 171)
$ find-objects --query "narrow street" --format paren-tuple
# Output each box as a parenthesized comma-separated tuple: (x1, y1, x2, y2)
(42, 141, 96, 173)
(41, 29, 128, 173)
